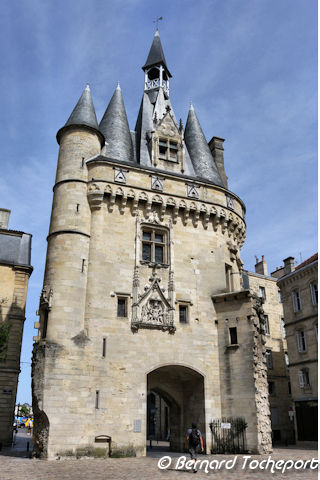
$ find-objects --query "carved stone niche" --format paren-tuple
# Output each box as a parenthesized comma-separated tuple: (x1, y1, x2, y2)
(40, 285, 53, 309)
(131, 273, 175, 334)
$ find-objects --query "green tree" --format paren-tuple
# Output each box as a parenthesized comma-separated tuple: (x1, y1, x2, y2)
(20, 404, 30, 416)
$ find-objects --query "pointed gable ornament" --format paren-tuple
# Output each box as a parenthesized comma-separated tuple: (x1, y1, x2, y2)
(114, 168, 127, 184)
(151, 175, 164, 191)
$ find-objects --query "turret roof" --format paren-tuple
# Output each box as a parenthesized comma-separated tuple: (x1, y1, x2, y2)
(184, 104, 224, 186)
(64, 84, 99, 130)
(99, 84, 134, 162)
(57, 84, 104, 145)
(142, 30, 172, 77)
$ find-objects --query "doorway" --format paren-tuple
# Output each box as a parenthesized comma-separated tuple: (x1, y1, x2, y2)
(147, 365, 205, 452)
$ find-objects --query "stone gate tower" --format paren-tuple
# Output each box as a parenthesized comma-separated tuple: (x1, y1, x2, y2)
(32, 31, 272, 458)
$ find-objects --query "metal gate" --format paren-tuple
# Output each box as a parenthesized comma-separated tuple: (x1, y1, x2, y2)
(209, 417, 248, 454)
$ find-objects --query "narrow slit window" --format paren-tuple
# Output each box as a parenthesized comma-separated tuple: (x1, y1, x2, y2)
(225, 264, 233, 292)
(82, 259, 85, 272)
(42, 309, 48, 339)
(266, 349, 273, 369)
(102, 338, 106, 358)
(229, 327, 238, 345)
(264, 315, 270, 335)
(95, 390, 99, 409)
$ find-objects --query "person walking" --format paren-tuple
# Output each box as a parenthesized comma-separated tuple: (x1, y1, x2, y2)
(186, 422, 204, 473)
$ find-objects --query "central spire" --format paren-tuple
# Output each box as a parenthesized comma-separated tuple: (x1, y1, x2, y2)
(142, 30, 171, 97)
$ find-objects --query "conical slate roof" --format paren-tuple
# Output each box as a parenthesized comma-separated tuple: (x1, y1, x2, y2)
(65, 84, 99, 130)
(142, 30, 172, 77)
(57, 84, 103, 144)
(184, 104, 224, 186)
(99, 84, 134, 162)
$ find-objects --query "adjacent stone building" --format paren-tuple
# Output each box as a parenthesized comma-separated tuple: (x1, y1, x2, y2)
(274, 254, 318, 443)
(0, 208, 33, 445)
(32, 30, 273, 458)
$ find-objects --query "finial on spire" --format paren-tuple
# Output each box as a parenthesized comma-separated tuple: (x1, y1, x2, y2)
(117, 81, 121, 89)
(153, 16, 163, 29)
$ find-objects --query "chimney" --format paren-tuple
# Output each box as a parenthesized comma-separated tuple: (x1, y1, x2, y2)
(255, 255, 268, 276)
(208, 136, 228, 188)
(283, 257, 295, 275)
(0, 208, 10, 229)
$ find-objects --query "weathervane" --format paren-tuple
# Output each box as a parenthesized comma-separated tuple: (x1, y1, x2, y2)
(153, 16, 163, 29)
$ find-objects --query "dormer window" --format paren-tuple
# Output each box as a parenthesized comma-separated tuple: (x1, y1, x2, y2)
(158, 138, 178, 163)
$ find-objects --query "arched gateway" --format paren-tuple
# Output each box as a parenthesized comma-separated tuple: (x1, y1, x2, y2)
(147, 366, 205, 451)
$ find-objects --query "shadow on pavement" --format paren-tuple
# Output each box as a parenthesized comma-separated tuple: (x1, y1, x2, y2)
(0, 429, 33, 458)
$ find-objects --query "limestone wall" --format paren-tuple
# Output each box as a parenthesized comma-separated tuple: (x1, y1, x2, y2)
(0, 264, 31, 445)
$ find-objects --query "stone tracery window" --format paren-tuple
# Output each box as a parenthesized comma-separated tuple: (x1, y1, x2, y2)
(141, 227, 168, 265)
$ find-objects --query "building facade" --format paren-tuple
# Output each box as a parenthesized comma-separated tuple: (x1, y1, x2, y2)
(275, 255, 318, 443)
(0, 208, 32, 445)
(244, 256, 294, 444)
(32, 31, 273, 458)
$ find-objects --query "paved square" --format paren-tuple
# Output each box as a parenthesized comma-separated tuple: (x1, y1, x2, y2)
(0, 433, 318, 480)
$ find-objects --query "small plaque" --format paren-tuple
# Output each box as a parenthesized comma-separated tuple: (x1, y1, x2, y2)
(133, 419, 142, 432)
(221, 422, 231, 429)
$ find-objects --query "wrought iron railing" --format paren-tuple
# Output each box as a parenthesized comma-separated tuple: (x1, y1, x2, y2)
(209, 417, 248, 454)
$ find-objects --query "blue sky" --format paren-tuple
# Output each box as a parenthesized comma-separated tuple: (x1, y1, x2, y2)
(0, 0, 317, 404)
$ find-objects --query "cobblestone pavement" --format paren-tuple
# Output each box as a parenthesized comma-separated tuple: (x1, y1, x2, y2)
(0, 433, 318, 480)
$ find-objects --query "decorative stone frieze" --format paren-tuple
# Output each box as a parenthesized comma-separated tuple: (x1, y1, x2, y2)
(97, 182, 246, 245)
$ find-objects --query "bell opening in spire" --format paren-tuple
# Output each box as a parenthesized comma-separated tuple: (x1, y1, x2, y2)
(144, 65, 169, 96)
